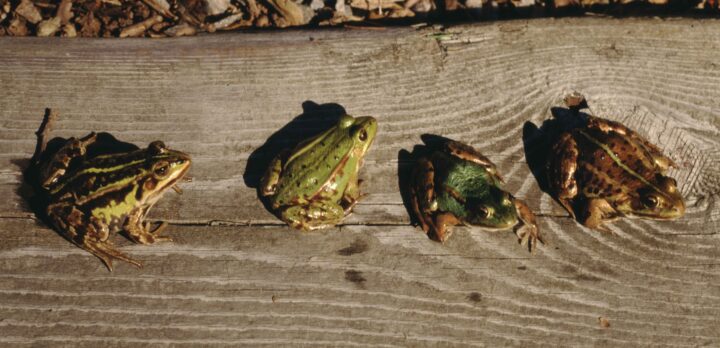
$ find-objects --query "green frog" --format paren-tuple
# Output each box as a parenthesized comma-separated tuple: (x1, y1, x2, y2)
(409, 139, 542, 251)
(260, 114, 378, 230)
(30, 110, 192, 271)
(547, 92, 685, 230)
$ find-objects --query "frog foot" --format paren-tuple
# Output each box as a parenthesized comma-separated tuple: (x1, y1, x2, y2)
(81, 237, 143, 272)
(513, 198, 544, 252)
(582, 198, 618, 234)
(432, 212, 460, 243)
(124, 220, 173, 244)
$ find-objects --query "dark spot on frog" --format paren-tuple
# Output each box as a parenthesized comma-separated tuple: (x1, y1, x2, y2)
(467, 292, 482, 303)
(345, 270, 366, 288)
(337, 239, 369, 256)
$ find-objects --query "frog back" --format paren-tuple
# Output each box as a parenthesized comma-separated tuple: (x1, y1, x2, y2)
(574, 127, 661, 198)
(272, 130, 356, 207)
(434, 153, 501, 219)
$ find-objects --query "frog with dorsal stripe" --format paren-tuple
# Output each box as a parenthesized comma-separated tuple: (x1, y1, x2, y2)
(547, 93, 685, 230)
(30, 110, 192, 271)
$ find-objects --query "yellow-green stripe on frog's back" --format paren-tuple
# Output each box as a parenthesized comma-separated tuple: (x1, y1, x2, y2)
(49, 149, 167, 197)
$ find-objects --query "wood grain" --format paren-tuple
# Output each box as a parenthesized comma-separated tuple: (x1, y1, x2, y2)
(1, 18, 719, 346)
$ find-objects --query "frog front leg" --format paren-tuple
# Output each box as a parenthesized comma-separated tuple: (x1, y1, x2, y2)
(512, 197, 544, 252)
(281, 200, 345, 231)
(588, 117, 677, 170)
(47, 202, 142, 271)
(548, 132, 580, 219)
(341, 172, 363, 216)
(581, 198, 619, 233)
(123, 207, 173, 245)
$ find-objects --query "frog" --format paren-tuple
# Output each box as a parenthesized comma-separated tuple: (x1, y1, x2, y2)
(29, 109, 192, 271)
(409, 139, 543, 252)
(260, 114, 378, 230)
(546, 92, 685, 230)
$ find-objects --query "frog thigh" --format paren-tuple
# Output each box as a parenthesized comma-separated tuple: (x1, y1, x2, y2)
(47, 203, 142, 271)
(444, 140, 503, 182)
(588, 117, 677, 169)
(123, 208, 173, 245)
(40, 132, 98, 188)
(281, 200, 345, 231)
(582, 198, 618, 233)
(548, 133, 579, 219)
(260, 149, 290, 197)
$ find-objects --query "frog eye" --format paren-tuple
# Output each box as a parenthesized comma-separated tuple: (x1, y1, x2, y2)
(641, 194, 659, 208)
(358, 129, 368, 142)
(153, 161, 170, 178)
(476, 206, 494, 220)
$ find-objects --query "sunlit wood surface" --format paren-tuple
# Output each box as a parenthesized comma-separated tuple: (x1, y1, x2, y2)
(1, 17, 719, 346)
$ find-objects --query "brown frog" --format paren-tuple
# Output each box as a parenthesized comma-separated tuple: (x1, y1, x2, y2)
(547, 93, 685, 230)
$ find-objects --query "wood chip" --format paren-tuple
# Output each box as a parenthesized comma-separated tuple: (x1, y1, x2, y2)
(206, 0, 231, 16)
(119, 14, 163, 37)
(15, 0, 43, 24)
(164, 22, 197, 36)
(140, 0, 175, 18)
(36, 16, 62, 36)
(61, 23, 77, 37)
(265, 0, 305, 26)
(8, 16, 29, 36)
(57, 0, 73, 24)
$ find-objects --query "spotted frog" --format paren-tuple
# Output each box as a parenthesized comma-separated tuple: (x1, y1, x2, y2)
(260, 114, 378, 230)
(547, 93, 685, 230)
(29, 110, 192, 271)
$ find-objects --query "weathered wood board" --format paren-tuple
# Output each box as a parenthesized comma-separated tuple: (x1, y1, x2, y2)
(1, 17, 719, 346)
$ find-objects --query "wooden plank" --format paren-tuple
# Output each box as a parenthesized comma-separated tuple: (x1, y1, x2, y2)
(0, 17, 719, 346)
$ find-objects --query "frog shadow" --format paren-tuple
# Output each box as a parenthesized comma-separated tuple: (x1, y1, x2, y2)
(397, 133, 460, 241)
(243, 101, 347, 210)
(521, 102, 590, 195)
(17, 132, 139, 230)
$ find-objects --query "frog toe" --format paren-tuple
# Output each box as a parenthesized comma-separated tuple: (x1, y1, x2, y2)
(84, 239, 143, 271)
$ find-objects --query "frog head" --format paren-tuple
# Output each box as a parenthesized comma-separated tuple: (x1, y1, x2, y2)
(626, 175, 685, 220)
(464, 188, 519, 229)
(339, 115, 377, 158)
(138, 141, 192, 205)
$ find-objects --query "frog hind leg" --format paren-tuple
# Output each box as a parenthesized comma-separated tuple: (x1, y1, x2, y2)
(40, 132, 98, 188)
(47, 203, 142, 271)
(409, 157, 440, 236)
(512, 197, 544, 252)
(444, 140, 503, 182)
(588, 117, 677, 170)
(582, 198, 618, 233)
(122, 207, 173, 245)
(260, 149, 290, 197)
(548, 132, 580, 220)
(281, 201, 345, 231)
